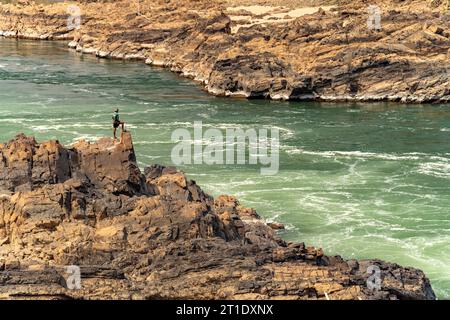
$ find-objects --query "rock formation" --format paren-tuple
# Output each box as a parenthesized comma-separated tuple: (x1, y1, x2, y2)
(0, 133, 436, 299)
(0, 0, 450, 103)
(1, 0, 450, 103)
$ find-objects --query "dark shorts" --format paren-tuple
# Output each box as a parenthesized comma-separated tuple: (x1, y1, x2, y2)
(113, 121, 120, 129)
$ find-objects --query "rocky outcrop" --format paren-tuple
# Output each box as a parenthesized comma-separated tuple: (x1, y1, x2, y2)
(1, 0, 450, 103)
(0, 133, 436, 299)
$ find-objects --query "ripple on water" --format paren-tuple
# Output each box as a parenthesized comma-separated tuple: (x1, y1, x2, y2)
(417, 162, 450, 179)
(1, 38, 450, 298)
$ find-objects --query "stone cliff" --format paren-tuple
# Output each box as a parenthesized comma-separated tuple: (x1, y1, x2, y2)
(0, 0, 449, 103)
(0, 133, 436, 299)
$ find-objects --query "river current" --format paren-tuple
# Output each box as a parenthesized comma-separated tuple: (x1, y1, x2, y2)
(1, 38, 449, 298)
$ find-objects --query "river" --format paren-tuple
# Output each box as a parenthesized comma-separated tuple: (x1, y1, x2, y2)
(0, 38, 449, 298)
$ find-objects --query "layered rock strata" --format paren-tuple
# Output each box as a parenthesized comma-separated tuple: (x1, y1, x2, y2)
(0, 0, 449, 103)
(0, 133, 436, 300)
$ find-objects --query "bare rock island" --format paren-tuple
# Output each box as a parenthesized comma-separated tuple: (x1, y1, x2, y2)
(1, 0, 450, 103)
(0, 133, 436, 299)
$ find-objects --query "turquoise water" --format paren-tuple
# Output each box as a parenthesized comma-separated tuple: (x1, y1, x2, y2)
(1, 38, 449, 299)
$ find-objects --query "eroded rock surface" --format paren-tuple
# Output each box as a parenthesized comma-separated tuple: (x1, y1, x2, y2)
(0, 133, 436, 299)
(1, 0, 449, 103)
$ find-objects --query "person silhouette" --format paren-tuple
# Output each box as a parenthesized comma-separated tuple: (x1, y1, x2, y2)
(112, 108, 126, 141)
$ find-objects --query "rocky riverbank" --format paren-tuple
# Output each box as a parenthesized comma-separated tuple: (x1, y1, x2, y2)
(0, 0, 449, 103)
(0, 133, 436, 299)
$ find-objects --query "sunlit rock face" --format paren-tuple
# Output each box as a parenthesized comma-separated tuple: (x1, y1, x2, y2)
(1, 0, 449, 103)
(0, 133, 436, 300)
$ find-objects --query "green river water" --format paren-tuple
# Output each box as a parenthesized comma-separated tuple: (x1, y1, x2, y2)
(0, 38, 449, 298)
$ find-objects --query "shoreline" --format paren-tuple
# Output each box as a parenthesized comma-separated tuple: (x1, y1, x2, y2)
(1, 0, 449, 104)
(0, 1, 442, 298)
(1, 34, 446, 104)
(0, 132, 437, 299)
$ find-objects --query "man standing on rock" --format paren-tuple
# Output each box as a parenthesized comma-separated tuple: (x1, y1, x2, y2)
(112, 108, 126, 142)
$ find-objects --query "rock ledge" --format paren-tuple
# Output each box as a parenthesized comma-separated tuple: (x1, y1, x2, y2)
(0, 133, 436, 300)
(1, 0, 450, 103)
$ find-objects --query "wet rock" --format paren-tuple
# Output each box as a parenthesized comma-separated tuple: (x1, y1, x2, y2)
(267, 222, 285, 230)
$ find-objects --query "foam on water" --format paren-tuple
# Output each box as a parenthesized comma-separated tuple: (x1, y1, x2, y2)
(417, 162, 450, 179)
(1, 38, 450, 298)
(287, 149, 426, 161)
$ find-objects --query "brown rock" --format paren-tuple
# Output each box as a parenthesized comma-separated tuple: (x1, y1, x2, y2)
(0, 0, 449, 103)
(0, 133, 437, 300)
(267, 221, 285, 230)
